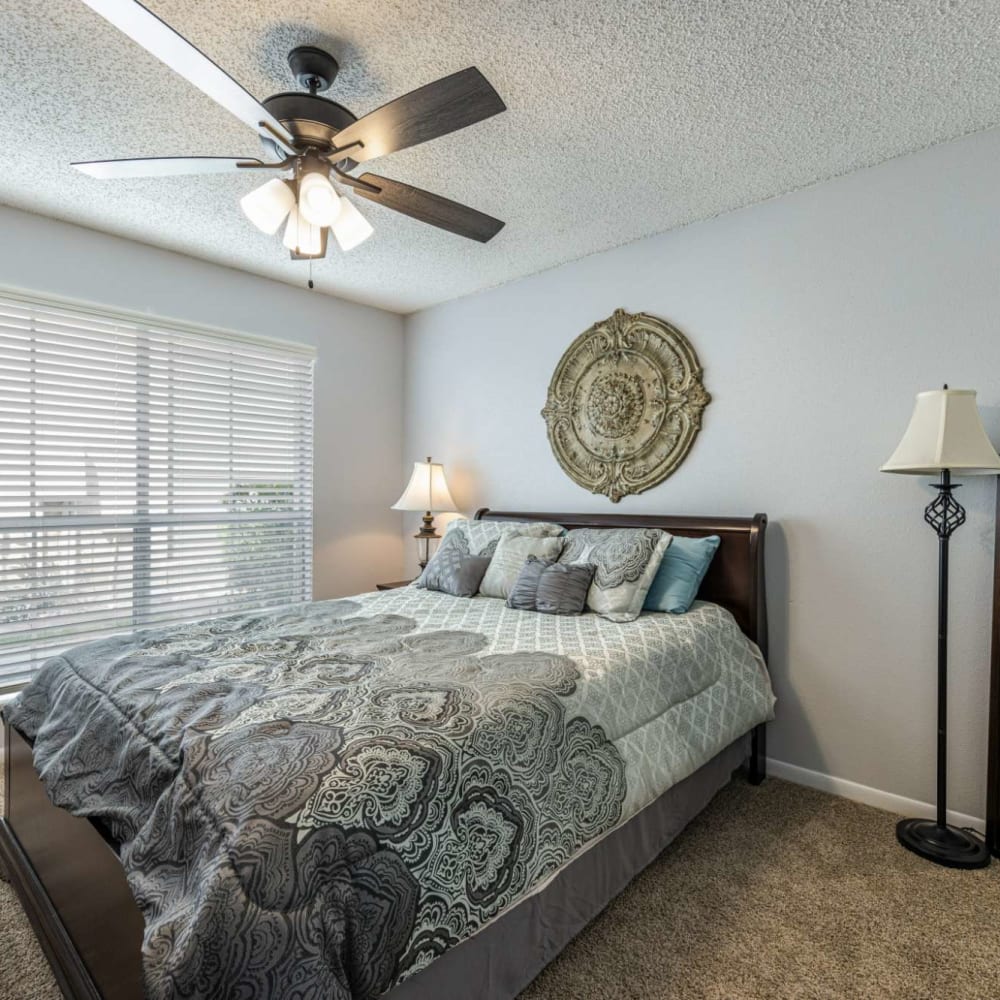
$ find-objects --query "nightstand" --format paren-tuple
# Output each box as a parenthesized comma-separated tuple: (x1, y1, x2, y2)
(376, 580, 414, 591)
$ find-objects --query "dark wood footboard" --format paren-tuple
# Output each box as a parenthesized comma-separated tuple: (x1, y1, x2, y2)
(1, 723, 144, 1000)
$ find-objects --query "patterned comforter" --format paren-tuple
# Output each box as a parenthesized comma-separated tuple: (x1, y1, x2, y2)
(3, 588, 774, 1000)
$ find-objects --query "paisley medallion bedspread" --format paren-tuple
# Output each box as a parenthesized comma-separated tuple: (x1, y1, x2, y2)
(3, 588, 774, 1000)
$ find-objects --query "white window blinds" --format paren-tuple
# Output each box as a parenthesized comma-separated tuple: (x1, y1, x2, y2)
(0, 291, 315, 693)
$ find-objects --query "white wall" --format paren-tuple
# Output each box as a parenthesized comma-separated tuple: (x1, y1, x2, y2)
(0, 205, 406, 598)
(403, 125, 1000, 821)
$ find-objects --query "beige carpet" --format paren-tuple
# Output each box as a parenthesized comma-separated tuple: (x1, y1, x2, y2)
(2, 772, 999, 1000)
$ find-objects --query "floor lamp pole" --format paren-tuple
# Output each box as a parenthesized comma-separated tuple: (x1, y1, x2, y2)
(936, 493, 949, 831)
(896, 469, 990, 868)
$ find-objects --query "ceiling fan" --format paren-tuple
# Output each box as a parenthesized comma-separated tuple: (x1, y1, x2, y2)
(71, 0, 507, 275)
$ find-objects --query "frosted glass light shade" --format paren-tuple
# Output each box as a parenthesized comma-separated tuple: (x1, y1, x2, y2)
(240, 178, 294, 234)
(392, 459, 457, 512)
(881, 389, 1000, 475)
(331, 198, 374, 251)
(282, 205, 323, 256)
(298, 170, 341, 226)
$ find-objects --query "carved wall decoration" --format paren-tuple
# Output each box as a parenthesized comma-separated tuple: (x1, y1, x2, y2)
(541, 309, 711, 502)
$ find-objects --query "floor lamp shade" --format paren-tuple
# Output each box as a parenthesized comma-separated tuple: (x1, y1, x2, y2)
(881, 389, 1000, 475)
(392, 458, 457, 570)
(881, 387, 999, 869)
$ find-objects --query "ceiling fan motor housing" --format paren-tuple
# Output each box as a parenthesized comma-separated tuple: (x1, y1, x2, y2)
(260, 92, 359, 168)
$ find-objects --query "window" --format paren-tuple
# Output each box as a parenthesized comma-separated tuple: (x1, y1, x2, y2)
(0, 290, 315, 693)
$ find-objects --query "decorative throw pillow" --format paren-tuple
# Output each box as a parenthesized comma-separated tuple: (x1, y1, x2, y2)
(506, 555, 555, 610)
(421, 551, 492, 598)
(558, 527, 670, 622)
(479, 535, 565, 600)
(416, 518, 565, 589)
(507, 557, 595, 615)
(507, 556, 555, 611)
(534, 562, 596, 615)
(643, 535, 721, 613)
(414, 527, 469, 588)
(447, 517, 565, 557)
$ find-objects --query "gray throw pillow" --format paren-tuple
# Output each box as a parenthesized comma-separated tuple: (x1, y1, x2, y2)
(507, 558, 595, 615)
(506, 555, 555, 610)
(535, 562, 596, 615)
(421, 550, 491, 597)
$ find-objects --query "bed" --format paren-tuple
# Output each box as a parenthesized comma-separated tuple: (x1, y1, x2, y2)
(0, 508, 774, 1000)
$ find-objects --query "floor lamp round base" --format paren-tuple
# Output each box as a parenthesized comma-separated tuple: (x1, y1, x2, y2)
(896, 817, 990, 869)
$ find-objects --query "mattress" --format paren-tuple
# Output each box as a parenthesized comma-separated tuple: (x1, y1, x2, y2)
(2, 588, 774, 1000)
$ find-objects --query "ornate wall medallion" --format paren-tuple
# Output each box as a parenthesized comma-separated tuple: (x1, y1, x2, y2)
(541, 309, 711, 502)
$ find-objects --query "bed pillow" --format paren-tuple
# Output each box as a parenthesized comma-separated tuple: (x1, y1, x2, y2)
(506, 557, 595, 614)
(479, 535, 565, 600)
(420, 551, 492, 598)
(505, 555, 555, 610)
(558, 527, 670, 622)
(415, 518, 564, 589)
(643, 534, 721, 613)
(534, 562, 596, 615)
(446, 517, 566, 557)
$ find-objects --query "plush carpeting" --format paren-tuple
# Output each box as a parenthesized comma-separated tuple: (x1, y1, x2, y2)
(2, 770, 999, 1000)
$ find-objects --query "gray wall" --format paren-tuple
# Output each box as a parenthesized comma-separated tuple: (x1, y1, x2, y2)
(403, 125, 1000, 820)
(0, 205, 406, 599)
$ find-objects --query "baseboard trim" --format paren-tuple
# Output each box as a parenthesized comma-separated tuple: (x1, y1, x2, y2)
(766, 757, 986, 833)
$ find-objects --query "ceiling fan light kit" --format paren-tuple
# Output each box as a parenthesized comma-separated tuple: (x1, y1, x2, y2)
(282, 205, 324, 257)
(239, 178, 296, 235)
(331, 198, 375, 252)
(297, 166, 341, 228)
(72, 1, 507, 285)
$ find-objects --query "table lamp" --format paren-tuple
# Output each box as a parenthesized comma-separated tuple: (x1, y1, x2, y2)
(882, 385, 1000, 869)
(392, 456, 458, 569)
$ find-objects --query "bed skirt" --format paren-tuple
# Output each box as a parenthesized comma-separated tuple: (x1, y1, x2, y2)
(386, 734, 749, 1000)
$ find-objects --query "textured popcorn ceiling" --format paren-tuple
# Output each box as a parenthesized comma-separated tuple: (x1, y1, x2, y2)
(2, 1, 1000, 314)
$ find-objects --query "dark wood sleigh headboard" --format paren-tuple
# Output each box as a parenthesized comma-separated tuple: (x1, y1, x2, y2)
(474, 509, 768, 661)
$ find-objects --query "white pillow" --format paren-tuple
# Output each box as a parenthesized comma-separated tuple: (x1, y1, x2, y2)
(447, 518, 565, 557)
(479, 535, 565, 600)
(558, 527, 670, 622)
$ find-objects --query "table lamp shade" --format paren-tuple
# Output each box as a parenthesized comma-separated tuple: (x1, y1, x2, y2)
(392, 458, 457, 513)
(881, 389, 1000, 476)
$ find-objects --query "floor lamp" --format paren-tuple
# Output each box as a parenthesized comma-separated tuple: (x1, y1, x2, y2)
(882, 386, 1000, 869)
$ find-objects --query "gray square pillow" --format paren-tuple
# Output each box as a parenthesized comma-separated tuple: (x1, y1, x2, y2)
(420, 550, 491, 597)
(508, 558, 596, 615)
(535, 562, 596, 615)
(558, 527, 670, 622)
(506, 555, 555, 610)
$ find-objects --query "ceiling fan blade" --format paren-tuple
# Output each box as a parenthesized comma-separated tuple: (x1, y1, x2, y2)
(79, 0, 297, 150)
(332, 68, 505, 164)
(72, 156, 266, 179)
(354, 173, 504, 242)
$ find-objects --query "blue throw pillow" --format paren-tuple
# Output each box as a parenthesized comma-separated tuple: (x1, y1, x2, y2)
(643, 535, 721, 614)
